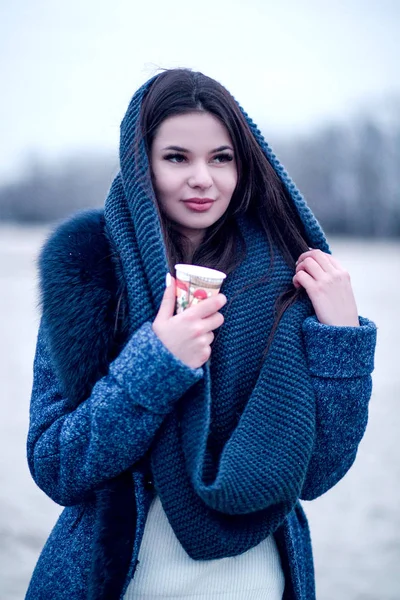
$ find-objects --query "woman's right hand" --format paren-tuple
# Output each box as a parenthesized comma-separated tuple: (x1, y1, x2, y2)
(152, 275, 227, 369)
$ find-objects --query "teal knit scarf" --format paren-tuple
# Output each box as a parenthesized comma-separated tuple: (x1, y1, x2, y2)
(104, 74, 329, 560)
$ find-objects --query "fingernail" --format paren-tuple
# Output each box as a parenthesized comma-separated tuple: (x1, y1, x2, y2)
(165, 273, 171, 287)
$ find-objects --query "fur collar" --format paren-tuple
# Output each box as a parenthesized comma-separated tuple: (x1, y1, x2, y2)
(38, 208, 129, 408)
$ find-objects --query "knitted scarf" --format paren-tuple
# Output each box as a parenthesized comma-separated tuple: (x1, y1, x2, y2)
(104, 74, 330, 560)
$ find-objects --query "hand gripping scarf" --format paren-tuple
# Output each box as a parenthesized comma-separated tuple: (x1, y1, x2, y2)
(104, 74, 330, 560)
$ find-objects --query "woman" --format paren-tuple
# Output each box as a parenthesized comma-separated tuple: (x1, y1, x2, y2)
(26, 69, 376, 600)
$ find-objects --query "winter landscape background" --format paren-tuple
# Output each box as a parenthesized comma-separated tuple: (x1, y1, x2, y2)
(1, 1, 399, 597)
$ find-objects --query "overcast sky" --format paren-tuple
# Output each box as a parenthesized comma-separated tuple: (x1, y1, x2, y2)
(0, 0, 399, 180)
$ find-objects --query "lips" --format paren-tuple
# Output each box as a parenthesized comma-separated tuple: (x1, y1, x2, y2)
(182, 197, 215, 213)
(183, 198, 215, 205)
(183, 198, 215, 213)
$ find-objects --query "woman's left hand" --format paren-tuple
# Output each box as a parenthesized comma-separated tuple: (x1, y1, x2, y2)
(293, 249, 359, 327)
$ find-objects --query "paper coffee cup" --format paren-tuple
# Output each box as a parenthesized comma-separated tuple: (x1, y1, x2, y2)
(174, 264, 227, 314)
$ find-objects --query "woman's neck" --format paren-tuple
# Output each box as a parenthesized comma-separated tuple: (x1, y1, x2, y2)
(179, 230, 205, 264)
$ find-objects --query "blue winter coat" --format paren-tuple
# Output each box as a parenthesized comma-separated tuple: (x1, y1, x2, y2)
(25, 209, 377, 599)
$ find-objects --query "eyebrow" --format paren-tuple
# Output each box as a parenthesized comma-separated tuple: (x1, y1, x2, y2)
(162, 145, 234, 153)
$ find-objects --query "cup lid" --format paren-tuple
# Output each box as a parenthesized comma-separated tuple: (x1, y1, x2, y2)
(174, 264, 227, 280)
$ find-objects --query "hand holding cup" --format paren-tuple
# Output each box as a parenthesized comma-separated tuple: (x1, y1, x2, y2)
(152, 273, 227, 369)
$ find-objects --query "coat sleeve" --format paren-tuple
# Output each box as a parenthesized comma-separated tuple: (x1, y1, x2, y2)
(27, 319, 203, 506)
(300, 315, 377, 500)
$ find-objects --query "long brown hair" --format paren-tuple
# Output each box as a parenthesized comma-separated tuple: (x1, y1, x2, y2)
(137, 69, 309, 357)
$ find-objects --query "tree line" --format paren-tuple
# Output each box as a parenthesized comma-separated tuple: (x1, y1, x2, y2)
(1, 110, 399, 237)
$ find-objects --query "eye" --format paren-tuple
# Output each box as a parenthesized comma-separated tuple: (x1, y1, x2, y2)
(163, 153, 187, 163)
(212, 153, 234, 164)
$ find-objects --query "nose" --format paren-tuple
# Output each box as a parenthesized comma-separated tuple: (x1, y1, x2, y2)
(188, 162, 213, 190)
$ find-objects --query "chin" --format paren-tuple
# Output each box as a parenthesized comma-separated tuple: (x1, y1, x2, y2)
(186, 217, 218, 229)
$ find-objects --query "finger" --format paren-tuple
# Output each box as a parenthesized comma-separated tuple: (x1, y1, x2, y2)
(293, 270, 316, 291)
(293, 277, 302, 289)
(313, 252, 344, 272)
(324, 254, 342, 270)
(187, 293, 227, 319)
(202, 311, 224, 333)
(156, 274, 176, 320)
(296, 249, 336, 273)
(200, 332, 215, 345)
(296, 256, 325, 281)
(296, 250, 316, 266)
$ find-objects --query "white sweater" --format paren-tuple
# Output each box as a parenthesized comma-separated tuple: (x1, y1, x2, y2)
(124, 495, 285, 599)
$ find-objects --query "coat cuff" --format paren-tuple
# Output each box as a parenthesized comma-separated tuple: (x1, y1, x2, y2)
(302, 316, 377, 378)
(109, 321, 204, 414)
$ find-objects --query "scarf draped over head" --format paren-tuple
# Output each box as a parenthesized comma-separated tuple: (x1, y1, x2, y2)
(104, 72, 329, 559)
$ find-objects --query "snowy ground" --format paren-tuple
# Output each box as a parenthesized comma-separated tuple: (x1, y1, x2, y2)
(0, 225, 399, 599)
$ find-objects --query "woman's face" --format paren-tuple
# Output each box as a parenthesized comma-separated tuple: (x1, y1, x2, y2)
(150, 112, 238, 247)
